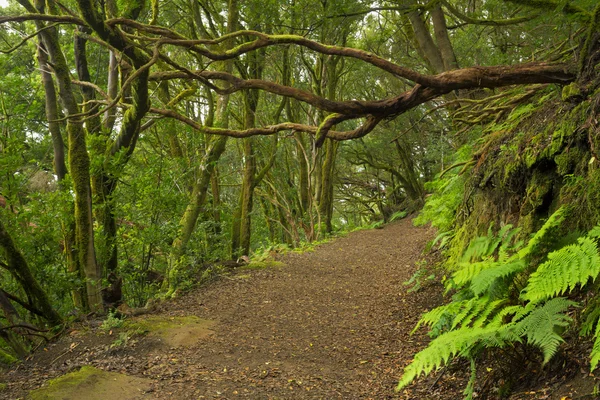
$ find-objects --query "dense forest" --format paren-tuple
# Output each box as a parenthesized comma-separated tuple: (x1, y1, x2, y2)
(1, 0, 600, 397)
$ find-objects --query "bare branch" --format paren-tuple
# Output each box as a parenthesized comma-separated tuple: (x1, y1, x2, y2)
(0, 14, 86, 25)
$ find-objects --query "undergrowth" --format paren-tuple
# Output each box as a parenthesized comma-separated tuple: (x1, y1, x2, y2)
(398, 207, 600, 398)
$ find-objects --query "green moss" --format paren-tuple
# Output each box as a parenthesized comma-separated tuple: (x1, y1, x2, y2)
(123, 315, 210, 335)
(561, 83, 581, 102)
(29, 366, 100, 399)
(28, 365, 151, 400)
(0, 348, 17, 365)
(241, 260, 285, 270)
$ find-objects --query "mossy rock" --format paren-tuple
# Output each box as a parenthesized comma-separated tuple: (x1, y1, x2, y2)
(124, 315, 215, 348)
(28, 366, 150, 400)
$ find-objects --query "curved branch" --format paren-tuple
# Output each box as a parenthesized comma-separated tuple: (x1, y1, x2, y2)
(0, 23, 60, 54)
(150, 107, 380, 140)
(150, 62, 575, 118)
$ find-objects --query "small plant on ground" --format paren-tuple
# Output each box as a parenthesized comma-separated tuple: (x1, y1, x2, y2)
(403, 261, 436, 293)
(100, 311, 124, 332)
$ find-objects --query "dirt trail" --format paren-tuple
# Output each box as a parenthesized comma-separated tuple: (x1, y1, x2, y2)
(1, 218, 466, 399)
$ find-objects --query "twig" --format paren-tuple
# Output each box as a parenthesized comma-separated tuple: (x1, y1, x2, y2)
(429, 366, 448, 390)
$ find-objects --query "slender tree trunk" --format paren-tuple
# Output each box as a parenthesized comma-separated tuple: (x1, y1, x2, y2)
(431, 4, 459, 70)
(35, 38, 84, 309)
(165, 0, 238, 295)
(407, 1, 446, 73)
(0, 218, 62, 326)
(296, 133, 310, 214)
(40, 24, 101, 311)
(104, 51, 119, 132)
(238, 138, 256, 256)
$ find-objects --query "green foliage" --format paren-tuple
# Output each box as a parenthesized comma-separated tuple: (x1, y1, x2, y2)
(100, 312, 124, 331)
(414, 145, 472, 235)
(414, 173, 466, 232)
(403, 264, 435, 294)
(399, 208, 599, 396)
(512, 298, 576, 364)
(389, 210, 408, 222)
(397, 326, 502, 391)
(521, 233, 600, 303)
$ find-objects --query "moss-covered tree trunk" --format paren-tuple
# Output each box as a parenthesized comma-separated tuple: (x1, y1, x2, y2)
(34, 31, 84, 310)
(318, 138, 338, 233)
(166, 0, 238, 293)
(34, 13, 101, 311)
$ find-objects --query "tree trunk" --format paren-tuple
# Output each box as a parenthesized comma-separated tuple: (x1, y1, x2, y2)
(431, 4, 459, 70)
(318, 138, 337, 234)
(0, 218, 62, 326)
(38, 22, 101, 311)
(407, 2, 446, 73)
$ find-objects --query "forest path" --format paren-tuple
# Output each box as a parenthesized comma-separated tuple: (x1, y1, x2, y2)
(2, 218, 465, 399)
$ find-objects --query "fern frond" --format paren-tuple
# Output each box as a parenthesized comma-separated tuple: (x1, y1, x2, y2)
(432, 230, 455, 250)
(413, 301, 466, 334)
(461, 235, 495, 263)
(588, 226, 600, 239)
(498, 225, 522, 262)
(590, 320, 600, 371)
(511, 298, 576, 364)
(517, 207, 569, 260)
(452, 260, 497, 288)
(452, 297, 491, 329)
(472, 299, 506, 328)
(470, 260, 526, 296)
(580, 297, 600, 337)
(521, 237, 600, 303)
(396, 326, 500, 392)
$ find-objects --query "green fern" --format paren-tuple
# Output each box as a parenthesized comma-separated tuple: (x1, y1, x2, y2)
(511, 298, 576, 364)
(452, 260, 497, 288)
(399, 208, 593, 396)
(396, 326, 502, 392)
(516, 207, 569, 260)
(521, 235, 600, 303)
(470, 260, 526, 297)
(431, 230, 455, 250)
(399, 299, 575, 392)
(590, 321, 600, 371)
(414, 300, 469, 334)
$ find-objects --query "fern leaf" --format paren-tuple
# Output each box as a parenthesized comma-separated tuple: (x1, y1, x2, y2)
(413, 301, 466, 334)
(590, 321, 600, 371)
(452, 297, 490, 329)
(453, 260, 497, 288)
(472, 299, 506, 328)
(470, 260, 526, 296)
(461, 236, 494, 263)
(512, 298, 576, 364)
(517, 207, 569, 260)
(499, 225, 521, 262)
(588, 226, 600, 239)
(521, 237, 600, 303)
(396, 327, 500, 391)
